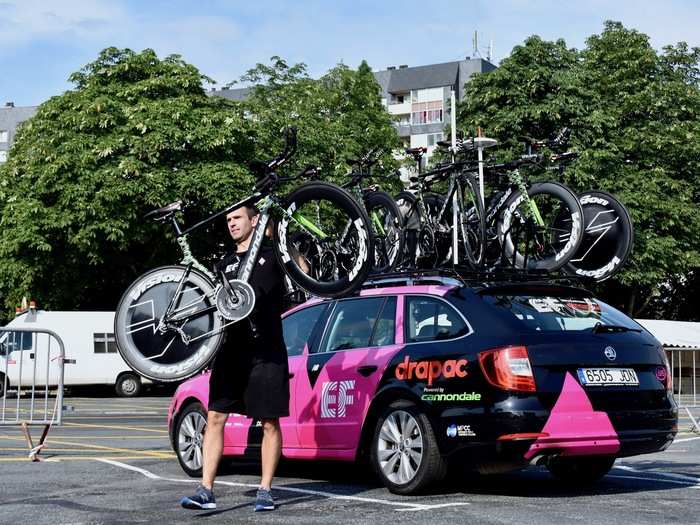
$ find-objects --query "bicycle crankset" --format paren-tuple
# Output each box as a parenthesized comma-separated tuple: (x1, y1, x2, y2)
(215, 279, 256, 322)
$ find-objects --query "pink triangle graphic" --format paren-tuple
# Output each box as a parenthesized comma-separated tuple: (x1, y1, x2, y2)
(524, 372, 620, 460)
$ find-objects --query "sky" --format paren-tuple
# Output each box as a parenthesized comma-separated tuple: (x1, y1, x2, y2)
(1, 0, 699, 107)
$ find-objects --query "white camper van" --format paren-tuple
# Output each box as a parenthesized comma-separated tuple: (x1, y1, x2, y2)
(0, 310, 148, 397)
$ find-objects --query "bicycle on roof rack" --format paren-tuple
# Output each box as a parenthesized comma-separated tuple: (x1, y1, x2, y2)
(114, 127, 374, 382)
(341, 147, 404, 274)
(395, 137, 585, 273)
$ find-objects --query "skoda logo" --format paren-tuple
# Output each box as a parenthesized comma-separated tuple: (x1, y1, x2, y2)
(604, 346, 617, 361)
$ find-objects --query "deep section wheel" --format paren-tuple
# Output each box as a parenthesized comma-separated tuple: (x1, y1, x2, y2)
(498, 182, 584, 271)
(274, 181, 373, 297)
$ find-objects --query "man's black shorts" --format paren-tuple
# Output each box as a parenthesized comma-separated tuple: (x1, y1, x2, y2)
(208, 345, 290, 420)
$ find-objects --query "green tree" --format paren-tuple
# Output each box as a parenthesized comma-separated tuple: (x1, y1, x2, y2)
(458, 22, 700, 318)
(239, 57, 400, 186)
(0, 48, 253, 315)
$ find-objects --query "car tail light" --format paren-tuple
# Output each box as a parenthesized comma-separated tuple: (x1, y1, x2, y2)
(478, 345, 536, 392)
(656, 347, 673, 393)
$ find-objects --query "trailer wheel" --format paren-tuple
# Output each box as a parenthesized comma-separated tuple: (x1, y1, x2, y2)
(115, 372, 142, 397)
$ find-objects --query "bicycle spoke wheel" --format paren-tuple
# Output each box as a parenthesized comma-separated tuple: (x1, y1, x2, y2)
(274, 181, 373, 297)
(114, 266, 223, 382)
(366, 191, 404, 274)
(498, 182, 583, 271)
(459, 176, 486, 269)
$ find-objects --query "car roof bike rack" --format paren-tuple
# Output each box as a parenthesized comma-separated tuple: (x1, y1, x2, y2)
(360, 266, 591, 293)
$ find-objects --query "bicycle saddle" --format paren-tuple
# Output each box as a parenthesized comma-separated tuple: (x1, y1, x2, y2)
(144, 200, 183, 221)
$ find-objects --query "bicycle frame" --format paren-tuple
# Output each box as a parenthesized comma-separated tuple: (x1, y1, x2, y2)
(156, 189, 331, 344)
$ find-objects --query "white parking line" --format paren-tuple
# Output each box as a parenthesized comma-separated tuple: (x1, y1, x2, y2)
(672, 436, 700, 443)
(95, 459, 470, 512)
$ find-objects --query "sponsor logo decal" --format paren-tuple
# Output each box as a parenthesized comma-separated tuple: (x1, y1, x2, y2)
(447, 424, 476, 438)
(604, 346, 616, 361)
(395, 356, 468, 386)
(422, 390, 481, 402)
(320, 380, 355, 418)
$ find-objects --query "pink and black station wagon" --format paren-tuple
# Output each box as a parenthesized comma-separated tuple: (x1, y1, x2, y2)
(167, 275, 678, 494)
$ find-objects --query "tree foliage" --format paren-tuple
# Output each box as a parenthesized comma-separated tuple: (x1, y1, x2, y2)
(239, 57, 400, 186)
(458, 22, 700, 318)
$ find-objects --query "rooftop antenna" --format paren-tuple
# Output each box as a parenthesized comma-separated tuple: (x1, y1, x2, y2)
(488, 40, 493, 62)
(472, 30, 480, 58)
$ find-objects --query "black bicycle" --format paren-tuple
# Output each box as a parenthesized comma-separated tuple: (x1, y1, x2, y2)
(115, 128, 374, 382)
(342, 148, 404, 273)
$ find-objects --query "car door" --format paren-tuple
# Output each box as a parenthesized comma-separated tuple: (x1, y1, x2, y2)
(223, 303, 329, 452)
(295, 295, 401, 450)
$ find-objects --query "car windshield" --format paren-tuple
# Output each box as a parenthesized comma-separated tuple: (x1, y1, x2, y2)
(483, 294, 640, 332)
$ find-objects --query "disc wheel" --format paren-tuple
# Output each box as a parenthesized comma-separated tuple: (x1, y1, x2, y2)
(563, 190, 634, 281)
(114, 265, 223, 382)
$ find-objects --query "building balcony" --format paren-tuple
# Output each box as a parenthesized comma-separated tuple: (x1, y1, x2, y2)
(387, 101, 411, 115)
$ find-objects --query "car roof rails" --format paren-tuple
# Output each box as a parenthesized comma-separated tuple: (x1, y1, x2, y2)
(360, 267, 588, 292)
(361, 269, 465, 290)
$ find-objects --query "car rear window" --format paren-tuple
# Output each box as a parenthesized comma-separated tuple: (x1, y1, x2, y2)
(482, 294, 639, 332)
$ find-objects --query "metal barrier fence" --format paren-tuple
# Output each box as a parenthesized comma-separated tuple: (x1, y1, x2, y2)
(0, 326, 66, 460)
(666, 348, 700, 434)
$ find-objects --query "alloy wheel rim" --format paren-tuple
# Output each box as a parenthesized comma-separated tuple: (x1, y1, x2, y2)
(377, 410, 423, 485)
(178, 411, 207, 471)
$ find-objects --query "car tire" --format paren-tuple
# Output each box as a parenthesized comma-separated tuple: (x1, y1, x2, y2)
(546, 456, 615, 484)
(115, 372, 142, 398)
(0, 373, 7, 398)
(370, 401, 447, 495)
(174, 402, 207, 477)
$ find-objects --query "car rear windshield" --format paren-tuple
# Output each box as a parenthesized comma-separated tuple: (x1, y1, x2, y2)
(482, 294, 640, 332)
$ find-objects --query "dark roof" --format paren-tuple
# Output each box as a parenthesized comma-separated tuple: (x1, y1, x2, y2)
(387, 61, 460, 93)
(209, 87, 252, 101)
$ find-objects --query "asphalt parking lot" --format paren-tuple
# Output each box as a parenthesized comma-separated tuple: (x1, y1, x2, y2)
(1, 395, 698, 525)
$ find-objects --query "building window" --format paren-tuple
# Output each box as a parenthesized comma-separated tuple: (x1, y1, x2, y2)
(94, 333, 118, 354)
(0, 151, 6, 163)
(427, 133, 444, 146)
(411, 101, 443, 125)
(0, 130, 8, 143)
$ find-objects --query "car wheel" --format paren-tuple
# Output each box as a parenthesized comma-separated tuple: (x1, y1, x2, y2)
(370, 401, 446, 495)
(546, 456, 616, 484)
(175, 402, 207, 477)
(0, 373, 7, 398)
(115, 372, 142, 398)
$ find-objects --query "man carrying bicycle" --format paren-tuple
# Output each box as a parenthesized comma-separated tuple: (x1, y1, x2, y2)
(180, 204, 288, 513)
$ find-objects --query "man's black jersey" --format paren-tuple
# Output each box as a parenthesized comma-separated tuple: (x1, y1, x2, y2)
(215, 245, 286, 360)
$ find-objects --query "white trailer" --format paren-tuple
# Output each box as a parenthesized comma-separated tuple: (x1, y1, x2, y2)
(0, 310, 149, 397)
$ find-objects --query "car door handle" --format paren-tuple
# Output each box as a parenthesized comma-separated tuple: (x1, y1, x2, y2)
(288, 372, 295, 379)
(357, 365, 377, 377)
(29, 353, 34, 359)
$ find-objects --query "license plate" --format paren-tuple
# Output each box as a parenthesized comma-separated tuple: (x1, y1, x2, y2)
(577, 368, 639, 386)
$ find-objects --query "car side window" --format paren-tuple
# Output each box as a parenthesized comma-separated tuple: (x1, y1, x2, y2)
(370, 296, 397, 347)
(283, 304, 327, 357)
(405, 296, 469, 342)
(320, 297, 386, 353)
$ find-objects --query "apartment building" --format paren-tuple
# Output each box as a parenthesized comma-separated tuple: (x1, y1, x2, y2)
(0, 103, 38, 164)
(374, 58, 496, 154)
(212, 57, 496, 157)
